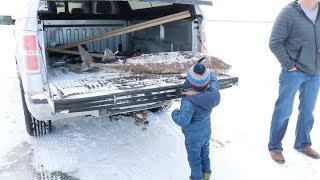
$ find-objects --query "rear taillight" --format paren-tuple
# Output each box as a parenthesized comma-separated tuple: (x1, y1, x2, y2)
(25, 55, 39, 71)
(201, 30, 207, 53)
(23, 35, 37, 51)
(23, 34, 40, 73)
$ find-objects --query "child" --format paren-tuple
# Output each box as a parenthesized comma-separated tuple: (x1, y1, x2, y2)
(171, 61, 221, 180)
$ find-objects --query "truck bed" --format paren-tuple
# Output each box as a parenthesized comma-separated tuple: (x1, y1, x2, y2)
(41, 17, 237, 115)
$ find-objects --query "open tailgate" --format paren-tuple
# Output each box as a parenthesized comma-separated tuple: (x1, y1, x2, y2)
(46, 73, 237, 114)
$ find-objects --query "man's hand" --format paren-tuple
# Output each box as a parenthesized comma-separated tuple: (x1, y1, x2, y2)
(288, 66, 298, 71)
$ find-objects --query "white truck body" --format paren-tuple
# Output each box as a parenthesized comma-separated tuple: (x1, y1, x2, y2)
(14, 0, 237, 136)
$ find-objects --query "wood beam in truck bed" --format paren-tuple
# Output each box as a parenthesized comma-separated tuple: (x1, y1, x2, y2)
(47, 48, 104, 58)
(53, 11, 191, 50)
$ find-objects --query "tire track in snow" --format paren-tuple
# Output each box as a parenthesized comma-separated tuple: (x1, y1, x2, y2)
(29, 109, 187, 179)
(148, 111, 189, 176)
(75, 117, 151, 176)
(72, 117, 148, 176)
(56, 118, 78, 169)
(158, 111, 183, 137)
(74, 118, 107, 137)
(32, 138, 52, 180)
(155, 111, 183, 152)
(73, 117, 119, 165)
(32, 118, 81, 180)
(32, 136, 60, 180)
(102, 118, 151, 176)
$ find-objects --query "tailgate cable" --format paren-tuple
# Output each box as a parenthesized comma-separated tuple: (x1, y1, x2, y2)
(198, 35, 208, 53)
(38, 43, 53, 99)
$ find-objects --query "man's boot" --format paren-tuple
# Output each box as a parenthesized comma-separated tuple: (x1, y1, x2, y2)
(302, 146, 320, 159)
(270, 151, 285, 163)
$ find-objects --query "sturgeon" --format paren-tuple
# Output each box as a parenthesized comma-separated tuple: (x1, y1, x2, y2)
(78, 45, 231, 74)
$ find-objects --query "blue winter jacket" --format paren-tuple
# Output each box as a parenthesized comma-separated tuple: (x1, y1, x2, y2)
(171, 72, 221, 138)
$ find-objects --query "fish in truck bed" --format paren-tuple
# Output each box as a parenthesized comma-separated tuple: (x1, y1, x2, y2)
(78, 45, 232, 74)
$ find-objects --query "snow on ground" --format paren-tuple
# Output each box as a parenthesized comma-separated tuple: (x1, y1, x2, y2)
(0, 25, 28, 157)
(29, 112, 190, 180)
(1, 3, 320, 180)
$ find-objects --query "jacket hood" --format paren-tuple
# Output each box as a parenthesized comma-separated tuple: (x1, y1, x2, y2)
(289, 0, 320, 12)
(290, 0, 300, 8)
(291, 0, 298, 6)
(186, 90, 220, 110)
(288, 0, 303, 14)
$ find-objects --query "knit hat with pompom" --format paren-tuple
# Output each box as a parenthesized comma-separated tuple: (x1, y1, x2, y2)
(186, 62, 210, 91)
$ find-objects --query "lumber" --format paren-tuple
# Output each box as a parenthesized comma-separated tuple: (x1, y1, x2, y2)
(47, 48, 104, 58)
(54, 11, 191, 50)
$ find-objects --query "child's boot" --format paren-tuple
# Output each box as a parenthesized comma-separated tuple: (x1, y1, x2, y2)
(202, 171, 212, 180)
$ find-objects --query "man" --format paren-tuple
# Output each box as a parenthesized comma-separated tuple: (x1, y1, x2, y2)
(269, 0, 320, 164)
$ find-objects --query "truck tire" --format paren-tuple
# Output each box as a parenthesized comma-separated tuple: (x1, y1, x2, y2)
(18, 77, 52, 136)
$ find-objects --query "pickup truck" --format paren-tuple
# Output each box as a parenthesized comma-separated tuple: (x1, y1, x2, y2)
(14, 0, 238, 136)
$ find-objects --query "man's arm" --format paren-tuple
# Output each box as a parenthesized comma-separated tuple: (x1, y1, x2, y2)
(269, 7, 295, 70)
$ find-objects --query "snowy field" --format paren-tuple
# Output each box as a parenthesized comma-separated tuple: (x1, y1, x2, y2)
(1, 1, 320, 179)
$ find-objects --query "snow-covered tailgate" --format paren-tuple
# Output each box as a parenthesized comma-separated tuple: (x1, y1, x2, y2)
(46, 67, 237, 114)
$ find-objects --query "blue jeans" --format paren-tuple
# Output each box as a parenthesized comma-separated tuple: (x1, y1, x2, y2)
(268, 69, 320, 151)
(185, 136, 211, 180)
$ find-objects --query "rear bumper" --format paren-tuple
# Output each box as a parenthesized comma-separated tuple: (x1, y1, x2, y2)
(28, 75, 238, 119)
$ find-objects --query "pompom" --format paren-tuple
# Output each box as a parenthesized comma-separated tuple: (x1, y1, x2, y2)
(193, 63, 206, 75)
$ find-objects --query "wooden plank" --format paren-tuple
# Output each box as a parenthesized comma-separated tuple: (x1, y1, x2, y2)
(47, 47, 127, 60)
(47, 48, 104, 58)
(54, 11, 191, 50)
